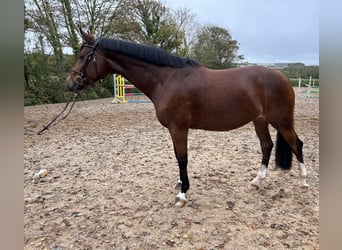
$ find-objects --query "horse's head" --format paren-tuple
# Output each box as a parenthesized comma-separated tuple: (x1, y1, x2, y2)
(66, 29, 108, 91)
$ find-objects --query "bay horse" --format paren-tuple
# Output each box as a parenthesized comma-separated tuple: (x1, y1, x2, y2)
(66, 29, 308, 207)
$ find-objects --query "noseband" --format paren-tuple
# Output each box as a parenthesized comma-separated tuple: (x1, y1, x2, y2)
(70, 38, 102, 91)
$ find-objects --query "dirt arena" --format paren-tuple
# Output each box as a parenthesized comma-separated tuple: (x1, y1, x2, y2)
(24, 89, 319, 249)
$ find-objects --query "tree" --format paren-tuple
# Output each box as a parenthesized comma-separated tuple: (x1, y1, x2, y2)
(24, 0, 124, 105)
(25, 0, 64, 67)
(111, 0, 191, 53)
(60, 0, 79, 56)
(25, 0, 124, 56)
(191, 25, 243, 69)
(23, 0, 197, 105)
(172, 7, 197, 57)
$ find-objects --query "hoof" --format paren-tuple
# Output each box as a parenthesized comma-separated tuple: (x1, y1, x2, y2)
(174, 192, 186, 207)
(174, 197, 186, 207)
(299, 183, 309, 192)
(248, 181, 260, 190)
(299, 179, 309, 189)
(247, 178, 261, 190)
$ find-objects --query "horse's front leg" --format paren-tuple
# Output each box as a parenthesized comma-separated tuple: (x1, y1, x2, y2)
(168, 126, 189, 207)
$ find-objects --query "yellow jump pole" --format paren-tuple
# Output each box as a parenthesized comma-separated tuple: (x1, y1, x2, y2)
(117, 75, 127, 103)
(111, 74, 128, 104)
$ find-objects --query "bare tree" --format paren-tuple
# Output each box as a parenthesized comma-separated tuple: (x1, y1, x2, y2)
(25, 0, 123, 57)
(171, 7, 197, 57)
(25, 0, 64, 64)
(112, 0, 194, 53)
(70, 0, 125, 37)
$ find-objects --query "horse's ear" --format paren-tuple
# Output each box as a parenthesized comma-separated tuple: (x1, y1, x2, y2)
(79, 27, 94, 44)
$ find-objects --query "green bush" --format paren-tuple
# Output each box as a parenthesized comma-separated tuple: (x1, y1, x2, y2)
(24, 53, 115, 106)
(288, 78, 319, 87)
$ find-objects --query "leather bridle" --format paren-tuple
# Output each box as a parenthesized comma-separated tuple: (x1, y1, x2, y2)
(70, 38, 102, 91)
(36, 38, 103, 135)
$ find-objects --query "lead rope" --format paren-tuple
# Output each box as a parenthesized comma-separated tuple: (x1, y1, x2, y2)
(37, 87, 79, 135)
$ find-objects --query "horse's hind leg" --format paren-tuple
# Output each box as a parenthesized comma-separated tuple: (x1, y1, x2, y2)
(276, 128, 309, 188)
(249, 118, 274, 190)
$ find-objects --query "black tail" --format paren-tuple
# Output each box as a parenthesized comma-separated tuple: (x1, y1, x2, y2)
(275, 132, 293, 170)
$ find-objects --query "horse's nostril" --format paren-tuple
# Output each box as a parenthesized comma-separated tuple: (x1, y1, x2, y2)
(74, 76, 83, 85)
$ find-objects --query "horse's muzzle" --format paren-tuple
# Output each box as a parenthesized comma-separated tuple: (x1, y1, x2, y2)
(66, 76, 83, 91)
(69, 81, 80, 92)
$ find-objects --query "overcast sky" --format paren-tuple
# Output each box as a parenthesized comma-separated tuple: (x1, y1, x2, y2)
(164, 0, 319, 65)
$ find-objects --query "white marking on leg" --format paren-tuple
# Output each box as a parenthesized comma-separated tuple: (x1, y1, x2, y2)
(174, 192, 187, 207)
(249, 165, 268, 189)
(298, 162, 309, 187)
(174, 179, 182, 189)
(176, 192, 186, 201)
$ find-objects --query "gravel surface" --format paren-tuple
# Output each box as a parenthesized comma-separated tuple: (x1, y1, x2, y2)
(24, 90, 319, 249)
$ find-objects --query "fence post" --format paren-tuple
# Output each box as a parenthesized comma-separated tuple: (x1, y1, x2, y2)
(307, 76, 312, 98)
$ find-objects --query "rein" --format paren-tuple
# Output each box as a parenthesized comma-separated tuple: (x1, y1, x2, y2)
(37, 39, 102, 135)
(37, 85, 79, 135)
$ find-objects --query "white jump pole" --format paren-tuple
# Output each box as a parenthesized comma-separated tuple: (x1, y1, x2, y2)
(307, 76, 312, 98)
(111, 74, 120, 103)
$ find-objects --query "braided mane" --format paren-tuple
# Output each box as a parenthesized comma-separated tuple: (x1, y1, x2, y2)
(99, 38, 200, 68)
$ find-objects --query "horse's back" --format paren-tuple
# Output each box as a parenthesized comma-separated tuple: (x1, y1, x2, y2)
(155, 65, 294, 131)
(186, 66, 293, 129)
(209, 66, 293, 93)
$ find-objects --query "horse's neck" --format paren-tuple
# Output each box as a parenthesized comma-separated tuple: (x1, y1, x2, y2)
(106, 53, 169, 101)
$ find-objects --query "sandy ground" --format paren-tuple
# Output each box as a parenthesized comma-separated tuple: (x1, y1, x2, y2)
(24, 89, 319, 249)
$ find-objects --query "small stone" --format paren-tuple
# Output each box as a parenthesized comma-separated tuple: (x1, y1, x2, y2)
(35, 169, 48, 178)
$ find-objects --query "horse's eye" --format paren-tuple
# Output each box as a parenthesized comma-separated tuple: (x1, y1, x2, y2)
(79, 55, 85, 60)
